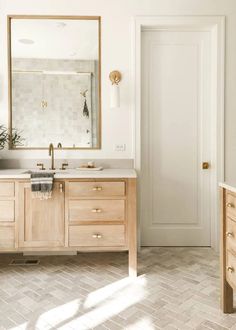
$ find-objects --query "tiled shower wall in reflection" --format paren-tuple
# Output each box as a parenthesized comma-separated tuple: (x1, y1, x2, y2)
(12, 58, 98, 148)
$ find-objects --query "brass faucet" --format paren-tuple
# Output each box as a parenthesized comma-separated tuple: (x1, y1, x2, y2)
(49, 143, 55, 170)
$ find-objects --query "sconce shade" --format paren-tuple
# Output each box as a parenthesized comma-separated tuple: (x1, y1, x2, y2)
(110, 83, 120, 108)
(109, 70, 121, 108)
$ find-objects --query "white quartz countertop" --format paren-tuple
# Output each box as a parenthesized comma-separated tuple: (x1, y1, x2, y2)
(0, 168, 137, 179)
(219, 182, 236, 194)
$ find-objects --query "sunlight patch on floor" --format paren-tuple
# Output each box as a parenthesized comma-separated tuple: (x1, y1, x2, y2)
(10, 276, 147, 330)
(38, 298, 81, 326)
(60, 276, 147, 329)
(84, 275, 146, 308)
(125, 317, 156, 330)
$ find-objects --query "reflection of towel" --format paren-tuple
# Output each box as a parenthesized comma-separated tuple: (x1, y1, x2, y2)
(31, 172, 54, 200)
(83, 99, 89, 118)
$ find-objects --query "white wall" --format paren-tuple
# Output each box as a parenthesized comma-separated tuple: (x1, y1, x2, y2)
(0, 0, 236, 184)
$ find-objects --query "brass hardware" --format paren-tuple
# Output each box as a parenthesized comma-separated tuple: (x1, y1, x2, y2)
(57, 143, 62, 148)
(109, 71, 122, 85)
(41, 100, 48, 109)
(48, 143, 55, 170)
(59, 183, 63, 193)
(226, 232, 234, 237)
(36, 163, 45, 170)
(60, 162, 68, 170)
(92, 234, 102, 239)
(227, 203, 234, 208)
(92, 186, 102, 191)
(202, 162, 210, 170)
(227, 266, 234, 273)
(91, 208, 102, 213)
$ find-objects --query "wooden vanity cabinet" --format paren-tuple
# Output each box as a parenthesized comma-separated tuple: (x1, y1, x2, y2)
(0, 177, 137, 276)
(0, 181, 15, 250)
(18, 181, 65, 248)
(66, 180, 127, 248)
(65, 178, 137, 276)
(221, 187, 236, 313)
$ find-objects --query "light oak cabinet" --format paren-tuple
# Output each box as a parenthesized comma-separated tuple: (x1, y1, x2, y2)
(0, 177, 137, 276)
(18, 181, 65, 248)
(0, 181, 16, 250)
(221, 187, 236, 312)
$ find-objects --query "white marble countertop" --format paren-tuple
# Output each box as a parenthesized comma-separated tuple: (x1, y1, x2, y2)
(219, 182, 236, 194)
(0, 168, 137, 179)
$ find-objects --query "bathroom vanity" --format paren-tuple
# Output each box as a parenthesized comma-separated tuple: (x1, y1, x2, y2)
(220, 183, 236, 312)
(1, 16, 138, 276)
(0, 169, 137, 276)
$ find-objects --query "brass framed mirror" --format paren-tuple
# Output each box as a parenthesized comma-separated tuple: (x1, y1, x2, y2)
(8, 15, 101, 149)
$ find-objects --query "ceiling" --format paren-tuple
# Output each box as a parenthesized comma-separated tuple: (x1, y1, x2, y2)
(11, 19, 99, 60)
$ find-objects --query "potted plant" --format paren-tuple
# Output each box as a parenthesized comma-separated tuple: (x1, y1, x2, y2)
(0, 125, 8, 150)
(0, 124, 24, 149)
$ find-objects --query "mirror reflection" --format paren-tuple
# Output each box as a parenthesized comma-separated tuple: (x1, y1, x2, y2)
(9, 16, 101, 149)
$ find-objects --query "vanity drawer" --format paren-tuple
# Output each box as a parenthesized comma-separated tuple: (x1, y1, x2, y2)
(0, 182, 15, 197)
(0, 226, 15, 249)
(226, 217, 236, 252)
(226, 191, 236, 220)
(69, 225, 125, 247)
(68, 181, 125, 197)
(69, 200, 125, 222)
(0, 200, 15, 222)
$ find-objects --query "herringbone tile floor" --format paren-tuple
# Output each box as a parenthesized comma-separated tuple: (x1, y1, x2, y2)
(0, 247, 236, 330)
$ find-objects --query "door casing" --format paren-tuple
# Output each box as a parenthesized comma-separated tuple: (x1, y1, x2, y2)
(132, 16, 225, 250)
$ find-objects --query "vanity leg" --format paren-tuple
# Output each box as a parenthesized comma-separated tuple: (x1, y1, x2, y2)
(221, 280, 233, 313)
(129, 251, 137, 277)
(127, 179, 137, 277)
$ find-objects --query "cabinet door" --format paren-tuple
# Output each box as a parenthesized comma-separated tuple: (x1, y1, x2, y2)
(18, 182, 65, 248)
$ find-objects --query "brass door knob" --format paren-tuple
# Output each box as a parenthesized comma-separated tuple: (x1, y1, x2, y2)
(202, 162, 210, 169)
(227, 266, 234, 273)
(226, 232, 234, 237)
(227, 203, 234, 208)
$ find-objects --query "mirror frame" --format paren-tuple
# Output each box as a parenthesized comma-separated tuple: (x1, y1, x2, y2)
(7, 15, 101, 150)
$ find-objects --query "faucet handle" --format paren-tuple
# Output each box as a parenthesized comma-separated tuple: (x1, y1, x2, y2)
(37, 163, 45, 170)
(60, 162, 68, 170)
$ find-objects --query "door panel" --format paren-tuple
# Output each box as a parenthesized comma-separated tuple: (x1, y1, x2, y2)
(18, 182, 65, 247)
(141, 30, 211, 246)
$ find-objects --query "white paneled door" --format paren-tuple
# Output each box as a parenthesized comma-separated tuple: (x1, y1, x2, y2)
(141, 29, 212, 246)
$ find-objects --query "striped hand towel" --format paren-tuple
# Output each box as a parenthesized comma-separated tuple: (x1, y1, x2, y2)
(31, 172, 54, 200)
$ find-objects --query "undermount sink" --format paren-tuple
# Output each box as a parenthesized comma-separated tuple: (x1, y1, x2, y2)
(22, 170, 69, 174)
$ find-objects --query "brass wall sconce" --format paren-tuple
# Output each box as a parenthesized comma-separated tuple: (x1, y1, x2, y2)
(109, 70, 122, 108)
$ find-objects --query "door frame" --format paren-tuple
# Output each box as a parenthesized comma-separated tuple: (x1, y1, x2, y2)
(132, 16, 225, 250)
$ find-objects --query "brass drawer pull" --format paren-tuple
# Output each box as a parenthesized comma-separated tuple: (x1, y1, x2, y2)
(59, 183, 63, 193)
(92, 186, 102, 191)
(92, 234, 102, 239)
(227, 203, 234, 208)
(226, 232, 234, 238)
(92, 208, 102, 213)
(227, 266, 234, 273)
